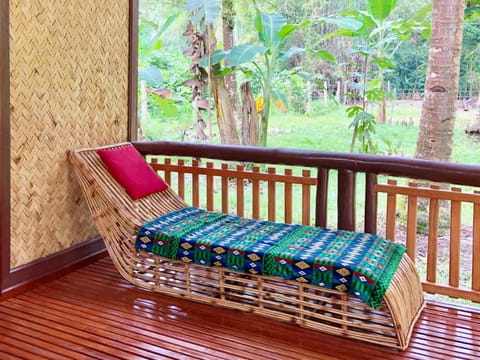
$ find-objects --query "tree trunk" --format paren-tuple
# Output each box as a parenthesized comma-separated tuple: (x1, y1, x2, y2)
(415, 0, 465, 162)
(240, 82, 259, 146)
(206, 25, 240, 145)
(212, 78, 240, 144)
(222, 0, 241, 130)
(414, 0, 464, 235)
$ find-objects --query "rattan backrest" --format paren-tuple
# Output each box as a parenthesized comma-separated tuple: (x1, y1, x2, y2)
(69, 143, 188, 229)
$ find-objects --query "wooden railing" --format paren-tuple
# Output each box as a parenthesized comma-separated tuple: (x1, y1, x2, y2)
(135, 140, 480, 303)
(150, 158, 316, 225)
(377, 180, 480, 302)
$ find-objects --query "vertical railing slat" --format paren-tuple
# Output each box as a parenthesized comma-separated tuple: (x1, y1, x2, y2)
(315, 168, 328, 228)
(284, 169, 293, 224)
(221, 163, 229, 214)
(364, 173, 378, 234)
(252, 166, 261, 219)
(158, 158, 171, 185)
(177, 159, 185, 200)
(192, 159, 200, 207)
(236, 164, 245, 217)
(385, 179, 397, 242)
(206, 162, 214, 211)
(302, 169, 311, 225)
(449, 187, 462, 288)
(406, 182, 418, 262)
(426, 185, 440, 284)
(268, 167, 276, 222)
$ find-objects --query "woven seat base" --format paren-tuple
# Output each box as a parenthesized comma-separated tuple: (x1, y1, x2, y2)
(70, 143, 425, 350)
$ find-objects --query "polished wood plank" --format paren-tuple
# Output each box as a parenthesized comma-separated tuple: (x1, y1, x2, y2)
(0, 350, 37, 360)
(1, 257, 479, 360)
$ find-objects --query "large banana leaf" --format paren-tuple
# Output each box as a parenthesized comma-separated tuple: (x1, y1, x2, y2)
(311, 49, 336, 63)
(139, 66, 163, 87)
(152, 97, 178, 117)
(280, 46, 305, 61)
(187, 0, 220, 25)
(255, 11, 287, 48)
(319, 17, 363, 31)
(227, 44, 267, 67)
(199, 50, 228, 67)
(366, 0, 397, 21)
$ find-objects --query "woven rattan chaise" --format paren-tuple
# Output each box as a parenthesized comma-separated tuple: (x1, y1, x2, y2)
(69, 142, 425, 350)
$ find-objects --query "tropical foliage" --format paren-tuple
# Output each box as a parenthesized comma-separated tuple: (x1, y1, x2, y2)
(317, 0, 430, 152)
(203, 1, 310, 146)
(137, 0, 479, 160)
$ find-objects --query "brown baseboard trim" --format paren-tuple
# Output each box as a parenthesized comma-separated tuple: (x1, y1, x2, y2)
(1, 237, 106, 299)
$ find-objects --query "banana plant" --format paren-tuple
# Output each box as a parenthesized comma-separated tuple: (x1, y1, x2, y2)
(317, 0, 431, 153)
(204, 1, 310, 146)
(185, 0, 244, 143)
(187, 0, 221, 28)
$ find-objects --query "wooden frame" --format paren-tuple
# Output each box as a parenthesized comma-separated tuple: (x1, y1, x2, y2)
(0, 0, 11, 292)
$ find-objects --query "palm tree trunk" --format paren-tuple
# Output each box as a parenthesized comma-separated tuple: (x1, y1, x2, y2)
(415, 0, 465, 162)
(222, 0, 241, 131)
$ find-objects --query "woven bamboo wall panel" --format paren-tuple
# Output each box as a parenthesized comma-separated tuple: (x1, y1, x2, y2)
(9, 0, 129, 267)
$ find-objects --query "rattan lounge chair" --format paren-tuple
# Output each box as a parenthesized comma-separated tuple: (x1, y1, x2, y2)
(69, 142, 425, 350)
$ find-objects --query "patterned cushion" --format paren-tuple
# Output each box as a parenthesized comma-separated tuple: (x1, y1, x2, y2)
(136, 207, 406, 309)
(97, 144, 168, 200)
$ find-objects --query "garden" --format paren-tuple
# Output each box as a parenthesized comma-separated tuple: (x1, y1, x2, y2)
(138, 0, 480, 165)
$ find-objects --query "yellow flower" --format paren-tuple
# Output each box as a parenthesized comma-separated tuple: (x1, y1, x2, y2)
(255, 96, 264, 113)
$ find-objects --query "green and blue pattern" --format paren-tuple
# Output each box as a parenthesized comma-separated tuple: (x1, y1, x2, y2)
(135, 207, 406, 309)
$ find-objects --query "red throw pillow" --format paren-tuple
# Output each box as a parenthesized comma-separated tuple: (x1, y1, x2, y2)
(97, 145, 168, 200)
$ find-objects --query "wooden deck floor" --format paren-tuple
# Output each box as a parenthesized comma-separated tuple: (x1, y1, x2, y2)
(0, 257, 479, 360)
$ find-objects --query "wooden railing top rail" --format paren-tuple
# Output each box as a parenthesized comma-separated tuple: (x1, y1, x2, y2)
(134, 141, 480, 187)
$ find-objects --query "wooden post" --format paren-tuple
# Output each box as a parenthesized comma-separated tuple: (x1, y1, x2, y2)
(364, 173, 377, 234)
(302, 169, 311, 225)
(315, 168, 328, 228)
(337, 169, 356, 231)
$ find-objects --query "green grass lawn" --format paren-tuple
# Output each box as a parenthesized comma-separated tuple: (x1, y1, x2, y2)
(265, 100, 479, 165)
(143, 99, 480, 165)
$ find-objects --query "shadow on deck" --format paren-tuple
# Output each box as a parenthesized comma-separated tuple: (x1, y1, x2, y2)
(0, 257, 479, 360)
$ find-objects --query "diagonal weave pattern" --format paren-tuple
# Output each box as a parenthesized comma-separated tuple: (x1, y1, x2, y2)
(9, 0, 129, 267)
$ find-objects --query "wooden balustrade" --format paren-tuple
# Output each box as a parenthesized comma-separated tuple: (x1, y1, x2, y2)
(136, 140, 480, 303)
(376, 180, 480, 302)
(150, 158, 316, 225)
